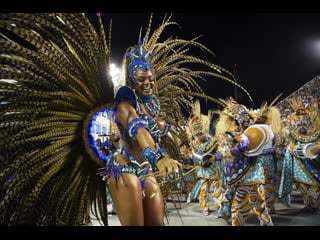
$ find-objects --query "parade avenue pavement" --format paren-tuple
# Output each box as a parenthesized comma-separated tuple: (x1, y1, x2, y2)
(90, 189, 320, 226)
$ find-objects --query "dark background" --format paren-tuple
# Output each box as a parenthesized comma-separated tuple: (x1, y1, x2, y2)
(3, 0, 320, 110)
(89, 12, 320, 109)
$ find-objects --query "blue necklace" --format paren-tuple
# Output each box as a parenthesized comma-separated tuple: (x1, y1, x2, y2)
(138, 94, 160, 117)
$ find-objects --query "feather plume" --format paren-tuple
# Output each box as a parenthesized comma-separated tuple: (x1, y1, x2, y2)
(0, 13, 112, 225)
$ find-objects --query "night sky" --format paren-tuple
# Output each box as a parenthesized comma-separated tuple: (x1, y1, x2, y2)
(3, 3, 320, 110)
(91, 12, 320, 109)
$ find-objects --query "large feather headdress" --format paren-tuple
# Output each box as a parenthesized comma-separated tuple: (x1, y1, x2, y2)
(134, 14, 253, 125)
(287, 96, 320, 131)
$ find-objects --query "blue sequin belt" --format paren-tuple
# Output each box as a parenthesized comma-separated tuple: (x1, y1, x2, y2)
(102, 149, 153, 186)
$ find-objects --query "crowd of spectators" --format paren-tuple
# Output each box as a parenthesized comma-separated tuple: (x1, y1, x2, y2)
(277, 75, 320, 118)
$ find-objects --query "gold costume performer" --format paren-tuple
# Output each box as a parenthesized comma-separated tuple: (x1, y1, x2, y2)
(279, 97, 320, 212)
(213, 97, 280, 226)
(186, 101, 223, 216)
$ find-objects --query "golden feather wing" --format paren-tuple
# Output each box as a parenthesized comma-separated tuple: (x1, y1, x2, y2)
(0, 13, 113, 225)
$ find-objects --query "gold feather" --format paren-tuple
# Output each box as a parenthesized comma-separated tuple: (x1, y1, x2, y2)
(0, 13, 110, 225)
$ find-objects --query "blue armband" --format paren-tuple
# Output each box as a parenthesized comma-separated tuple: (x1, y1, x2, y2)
(127, 118, 148, 140)
(141, 143, 169, 169)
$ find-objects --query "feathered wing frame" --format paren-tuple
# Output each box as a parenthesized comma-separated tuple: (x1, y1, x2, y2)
(140, 14, 253, 150)
(0, 13, 112, 225)
(144, 14, 253, 117)
(0, 13, 252, 225)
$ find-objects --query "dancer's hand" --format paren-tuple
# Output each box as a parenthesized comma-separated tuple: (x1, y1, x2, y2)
(156, 157, 182, 178)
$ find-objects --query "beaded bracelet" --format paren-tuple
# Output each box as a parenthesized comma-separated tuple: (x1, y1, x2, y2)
(141, 143, 169, 169)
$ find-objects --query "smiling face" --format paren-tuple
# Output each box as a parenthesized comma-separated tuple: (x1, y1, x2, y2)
(134, 70, 155, 97)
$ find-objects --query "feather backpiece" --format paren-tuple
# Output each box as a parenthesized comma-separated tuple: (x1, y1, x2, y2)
(0, 13, 112, 225)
